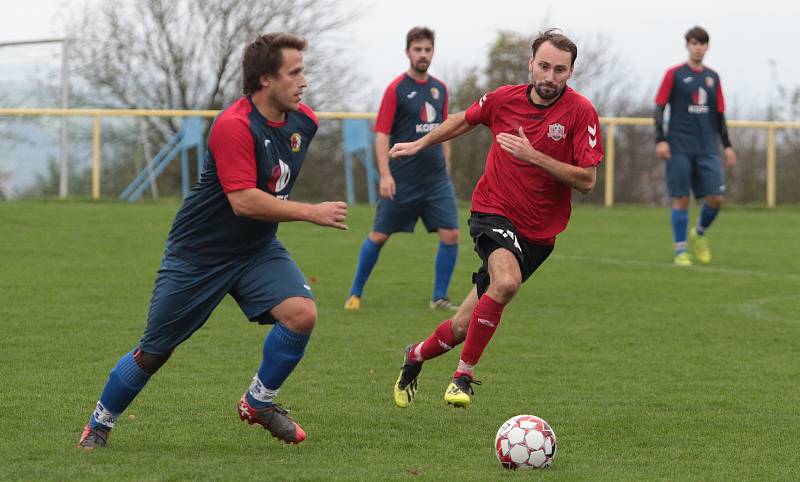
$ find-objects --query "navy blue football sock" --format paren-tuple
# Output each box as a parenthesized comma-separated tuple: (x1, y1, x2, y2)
(696, 203, 719, 235)
(671, 208, 689, 253)
(247, 323, 310, 409)
(90, 348, 151, 429)
(433, 241, 458, 301)
(349, 237, 382, 297)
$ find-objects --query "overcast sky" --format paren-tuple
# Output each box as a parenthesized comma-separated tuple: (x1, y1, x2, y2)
(1, 0, 798, 191)
(2, 0, 799, 116)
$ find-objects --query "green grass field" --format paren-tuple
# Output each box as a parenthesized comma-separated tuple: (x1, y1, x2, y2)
(1, 201, 799, 481)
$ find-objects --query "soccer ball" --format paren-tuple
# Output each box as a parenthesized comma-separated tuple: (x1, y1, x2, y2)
(495, 415, 557, 469)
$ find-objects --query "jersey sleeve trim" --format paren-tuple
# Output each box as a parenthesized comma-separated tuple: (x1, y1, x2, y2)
(298, 102, 319, 126)
(655, 65, 680, 105)
(570, 96, 604, 168)
(209, 115, 258, 193)
(714, 74, 726, 113)
(374, 74, 404, 134)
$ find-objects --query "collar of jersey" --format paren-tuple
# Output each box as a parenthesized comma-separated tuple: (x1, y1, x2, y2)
(247, 95, 288, 128)
(685, 63, 705, 74)
(526, 84, 566, 110)
(404, 73, 431, 85)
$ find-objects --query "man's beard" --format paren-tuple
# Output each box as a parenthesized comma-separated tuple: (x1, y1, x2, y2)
(533, 81, 562, 100)
(413, 61, 430, 74)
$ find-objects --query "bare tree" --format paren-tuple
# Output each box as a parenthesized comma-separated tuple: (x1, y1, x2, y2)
(68, 0, 357, 114)
(59, 0, 358, 197)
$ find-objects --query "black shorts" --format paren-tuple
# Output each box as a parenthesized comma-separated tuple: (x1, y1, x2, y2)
(468, 212, 554, 298)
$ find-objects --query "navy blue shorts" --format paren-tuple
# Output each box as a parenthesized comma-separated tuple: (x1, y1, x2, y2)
(666, 151, 725, 198)
(139, 238, 312, 355)
(373, 178, 459, 234)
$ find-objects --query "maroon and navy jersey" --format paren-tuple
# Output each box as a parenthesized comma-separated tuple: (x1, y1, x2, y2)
(165, 96, 318, 265)
(375, 73, 448, 184)
(465, 84, 603, 244)
(656, 63, 725, 154)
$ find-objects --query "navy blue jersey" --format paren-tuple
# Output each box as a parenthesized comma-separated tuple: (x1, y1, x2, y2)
(375, 73, 449, 184)
(656, 63, 726, 154)
(165, 96, 318, 265)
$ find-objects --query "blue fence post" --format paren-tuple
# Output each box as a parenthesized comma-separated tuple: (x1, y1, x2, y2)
(342, 118, 377, 205)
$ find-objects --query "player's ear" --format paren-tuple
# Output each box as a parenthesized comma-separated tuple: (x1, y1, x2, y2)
(259, 74, 271, 90)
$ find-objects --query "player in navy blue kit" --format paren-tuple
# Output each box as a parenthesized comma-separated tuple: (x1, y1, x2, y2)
(655, 26, 736, 266)
(344, 26, 461, 311)
(78, 33, 347, 449)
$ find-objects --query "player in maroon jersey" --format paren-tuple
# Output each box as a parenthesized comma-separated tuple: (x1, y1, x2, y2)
(389, 29, 603, 408)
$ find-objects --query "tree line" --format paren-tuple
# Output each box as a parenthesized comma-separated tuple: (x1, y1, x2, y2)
(14, 0, 800, 204)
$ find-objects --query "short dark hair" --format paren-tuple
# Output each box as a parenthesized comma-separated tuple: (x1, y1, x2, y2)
(242, 32, 307, 95)
(531, 28, 577, 67)
(685, 26, 710, 44)
(406, 26, 435, 49)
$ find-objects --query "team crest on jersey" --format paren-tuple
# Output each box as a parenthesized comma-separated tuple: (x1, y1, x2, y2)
(419, 102, 437, 122)
(705, 76, 714, 88)
(547, 123, 566, 141)
(268, 159, 292, 194)
(290, 133, 302, 153)
(430, 87, 440, 100)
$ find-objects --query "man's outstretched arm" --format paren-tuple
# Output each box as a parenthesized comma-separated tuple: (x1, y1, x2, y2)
(389, 111, 476, 158)
(227, 188, 348, 230)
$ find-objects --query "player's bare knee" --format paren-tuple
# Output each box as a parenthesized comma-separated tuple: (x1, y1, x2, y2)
(489, 275, 520, 301)
(705, 195, 723, 209)
(368, 231, 389, 245)
(672, 197, 690, 209)
(281, 302, 317, 334)
(439, 229, 459, 245)
(137, 350, 172, 375)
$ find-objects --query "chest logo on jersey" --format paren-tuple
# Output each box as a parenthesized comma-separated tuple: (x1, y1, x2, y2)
(430, 87, 440, 100)
(419, 102, 437, 122)
(290, 133, 302, 153)
(547, 123, 566, 142)
(416, 102, 440, 133)
(268, 159, 292, 196)
(689, 87, 710, 114)
(407, 91, 417, 99)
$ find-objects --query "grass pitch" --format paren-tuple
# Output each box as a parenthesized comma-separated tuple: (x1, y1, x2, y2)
(1, 201, 799, 481)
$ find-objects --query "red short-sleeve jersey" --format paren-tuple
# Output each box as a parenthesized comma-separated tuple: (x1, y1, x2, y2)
(465, 84, 603, 243)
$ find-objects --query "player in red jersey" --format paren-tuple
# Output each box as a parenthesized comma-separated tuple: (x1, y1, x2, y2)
(389, 29, 603, 408)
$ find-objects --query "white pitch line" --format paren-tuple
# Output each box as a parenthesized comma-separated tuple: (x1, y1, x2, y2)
(552, 254, 800, 282)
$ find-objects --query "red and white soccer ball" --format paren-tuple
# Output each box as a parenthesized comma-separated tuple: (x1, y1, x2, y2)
(495, 415, 557, 469)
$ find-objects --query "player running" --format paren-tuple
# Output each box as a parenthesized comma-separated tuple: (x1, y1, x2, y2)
(344, 26, 460, 312)
(390, 29, 603, 408)
(78, 33, 347, 448)
(655, 26, 736, 266)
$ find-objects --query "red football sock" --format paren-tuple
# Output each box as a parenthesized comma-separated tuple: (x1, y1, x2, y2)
(458, 294, 506, 368)
(408, 319, 458, 363)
